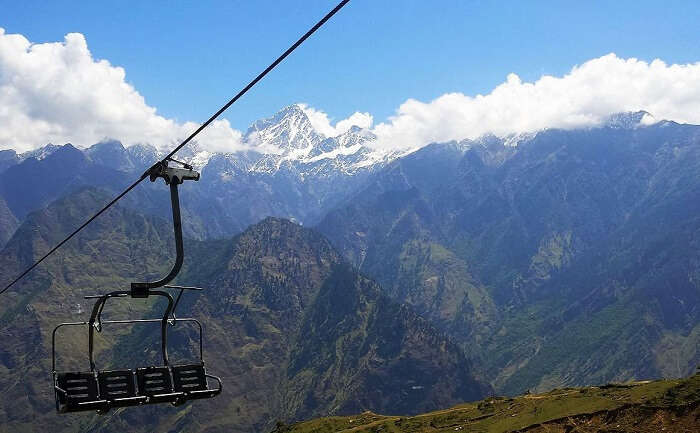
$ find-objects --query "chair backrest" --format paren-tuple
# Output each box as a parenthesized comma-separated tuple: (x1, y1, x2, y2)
(56, 372, 99, 407)
(98, 370, 137, 400)
(136, 366, 173, 396)
(172, 364, 208, 393)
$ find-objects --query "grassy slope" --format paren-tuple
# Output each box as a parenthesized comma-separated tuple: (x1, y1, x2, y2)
(275, 373, 699, 433)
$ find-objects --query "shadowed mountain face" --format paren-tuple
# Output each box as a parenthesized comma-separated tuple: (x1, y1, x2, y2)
(317, 121, 700, 394)
(0, 149, 20, 173)
(0, 190, 488, 433)
(0, 195, 18, 248)
(0, 142, 200, 239)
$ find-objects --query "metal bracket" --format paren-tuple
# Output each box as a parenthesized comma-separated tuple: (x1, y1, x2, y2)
(146, 159, 200, 185)
(130, 283, 150, 298)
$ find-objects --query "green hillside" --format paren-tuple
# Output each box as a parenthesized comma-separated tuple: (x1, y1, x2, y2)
(0, 189, 487, 433)
(274, 372, 700, 433)
(317, 125, 700, 394)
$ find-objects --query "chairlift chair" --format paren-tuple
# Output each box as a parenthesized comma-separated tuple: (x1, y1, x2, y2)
(52, 160, 222, 414)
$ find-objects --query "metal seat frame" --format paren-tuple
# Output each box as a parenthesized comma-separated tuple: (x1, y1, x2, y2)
(51, 160, 222, 414)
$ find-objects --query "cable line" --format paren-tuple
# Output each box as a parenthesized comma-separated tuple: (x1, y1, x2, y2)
(0, 177, 145, 296)
(0, 0, 351, 296)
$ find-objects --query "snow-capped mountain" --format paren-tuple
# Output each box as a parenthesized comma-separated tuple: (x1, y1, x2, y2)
(19, 143, 62, 161)
(180, 105, 405, 236)
(185, 104, 410, 176)
(0, 107, 674, 241)
(603, 110, 655, 129)
(247, 104, 323, 153)
(85, 104, 410, 182)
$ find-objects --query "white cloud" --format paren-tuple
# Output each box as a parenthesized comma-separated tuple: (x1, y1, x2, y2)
(372, 54, 700, 149)
(336, 111, 374, 134)
(298, 104, 373, 137)
(2, 28, 700, 155)
(0, 28, 245, 153)
(183, 118, 244, 154)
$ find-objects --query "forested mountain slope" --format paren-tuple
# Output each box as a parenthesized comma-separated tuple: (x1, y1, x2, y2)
(0, 190, 487, 433)
(317, 118, 700, 394)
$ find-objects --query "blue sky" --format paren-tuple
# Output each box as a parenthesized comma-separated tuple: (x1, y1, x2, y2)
(2, 1, 700, 153)
(3, 0, 699, 130)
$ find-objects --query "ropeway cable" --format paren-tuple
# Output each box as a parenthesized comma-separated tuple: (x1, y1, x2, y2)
(0, 0, 351, 296)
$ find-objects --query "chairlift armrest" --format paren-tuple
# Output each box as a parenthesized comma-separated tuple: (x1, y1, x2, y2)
(205, 374, 223, 393)
(77, 399, 107, 406)
(54, 385, 68, 396)
(84, 293, 128, 299)
(164, 285, 204, 291)
(113, 396, 147, 403)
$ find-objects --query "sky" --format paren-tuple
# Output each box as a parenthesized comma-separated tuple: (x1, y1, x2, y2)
(1, 0, 700, 152)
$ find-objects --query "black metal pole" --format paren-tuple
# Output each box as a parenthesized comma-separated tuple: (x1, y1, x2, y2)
(131, 182, 184, 296)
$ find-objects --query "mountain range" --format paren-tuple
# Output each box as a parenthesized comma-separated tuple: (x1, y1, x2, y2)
(317, 115, 700, 393)
(0, 105, 698, 431)
(0, 105, 409, 242)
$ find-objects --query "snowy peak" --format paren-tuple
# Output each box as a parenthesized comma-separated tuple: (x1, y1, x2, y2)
(604, 111, 655, 129)
(336, 126, 376, 147)
(232, 105, 402, 176)
(125, 143, 160, 167)
(309, 126, 376, 158)
(245, 104, 322, 153)
(19, 143, 62, 161)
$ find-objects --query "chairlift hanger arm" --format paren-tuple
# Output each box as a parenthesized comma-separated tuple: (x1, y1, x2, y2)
(131, 162, 197, 297)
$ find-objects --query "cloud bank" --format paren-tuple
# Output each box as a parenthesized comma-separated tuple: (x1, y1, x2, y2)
(299, 104, 373, 137)
(2, 28, 700, 154)
(0, 28, 248, 153)
(372, 54, 700, 149)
